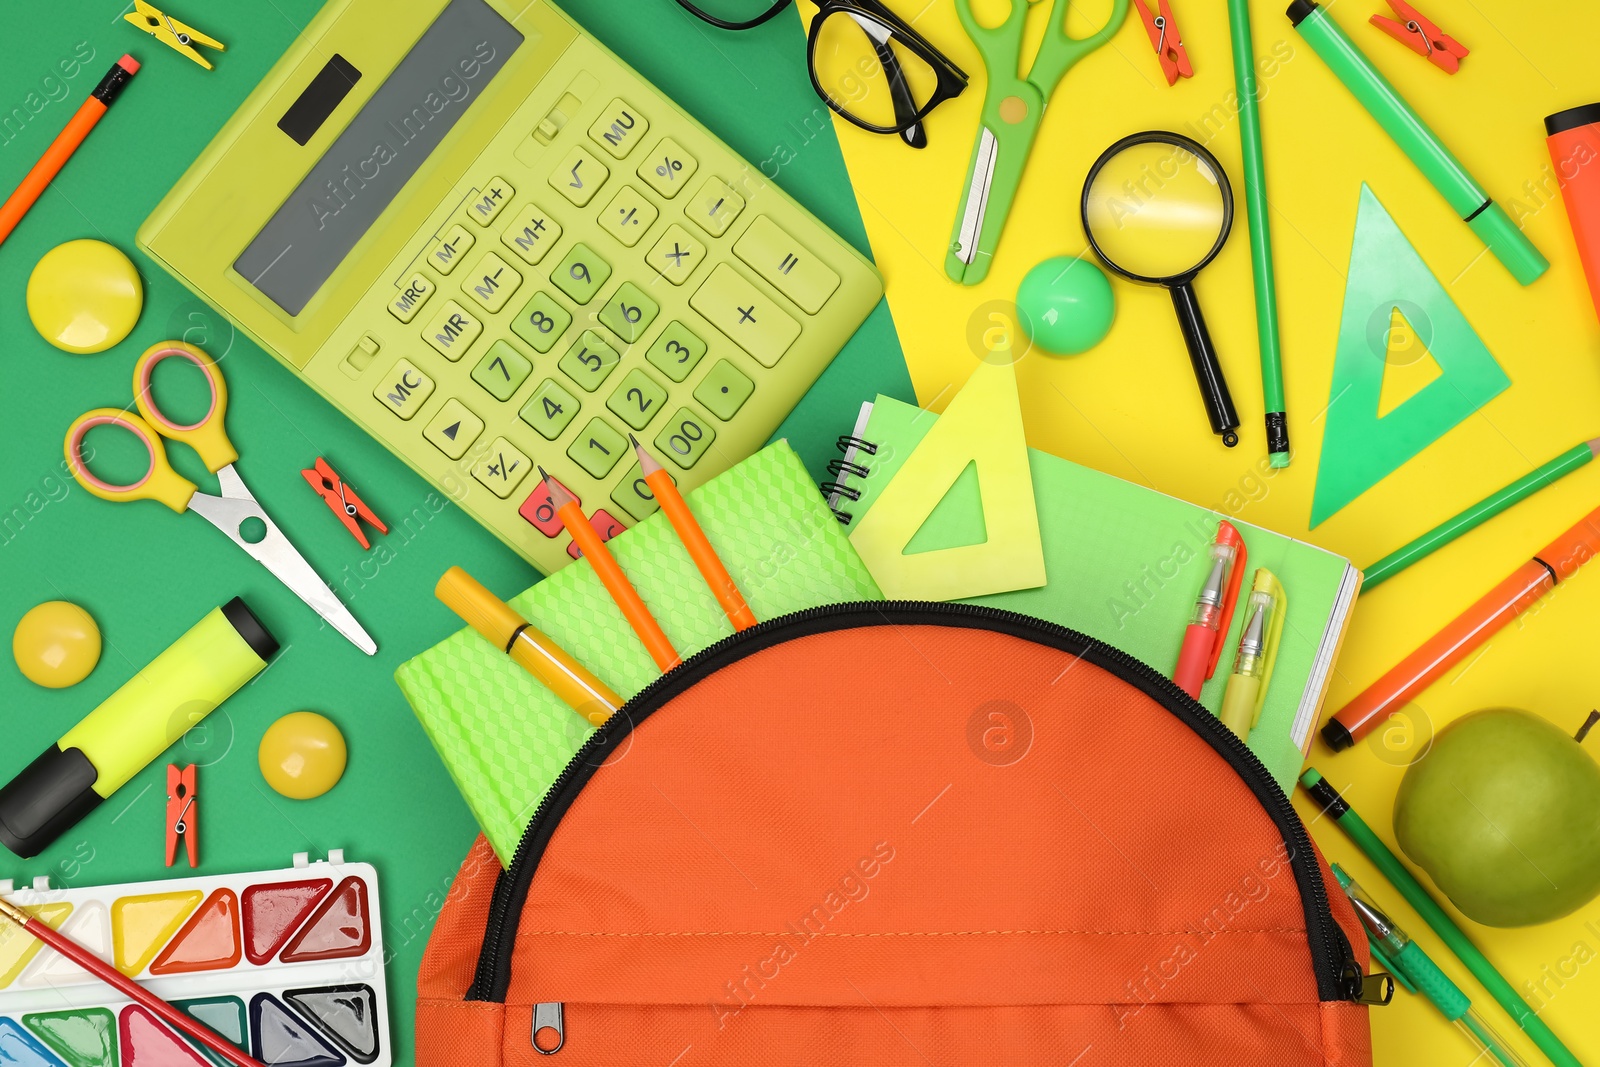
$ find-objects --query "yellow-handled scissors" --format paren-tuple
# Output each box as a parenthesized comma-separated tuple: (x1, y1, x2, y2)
(65, 341, 376, 655)
(947, 0, 1130, 285)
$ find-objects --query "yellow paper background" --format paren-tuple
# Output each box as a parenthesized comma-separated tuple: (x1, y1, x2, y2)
(805, 0, 1600, 1061)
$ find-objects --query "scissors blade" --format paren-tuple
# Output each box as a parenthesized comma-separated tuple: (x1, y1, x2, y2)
(189, 466, 378, 655)
(954, 126, 999, 267)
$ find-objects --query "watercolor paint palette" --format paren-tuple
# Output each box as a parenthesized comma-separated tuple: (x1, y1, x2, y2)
(0, 852, 390, 1067)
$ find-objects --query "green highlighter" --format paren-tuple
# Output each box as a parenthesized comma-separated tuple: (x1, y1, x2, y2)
(1288, 1, 1547, 286)
(1331, 864, 1528, 1067)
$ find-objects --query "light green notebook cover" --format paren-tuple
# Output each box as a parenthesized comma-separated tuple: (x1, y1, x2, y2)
(397, 442, 881, 863)
(839, 396, 1360, 792)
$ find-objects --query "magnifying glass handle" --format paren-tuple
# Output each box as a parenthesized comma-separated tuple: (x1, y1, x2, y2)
(1170, 281, 1241, 448)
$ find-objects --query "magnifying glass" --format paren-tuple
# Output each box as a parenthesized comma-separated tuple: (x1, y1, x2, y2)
(1082, 132, 1241, 448)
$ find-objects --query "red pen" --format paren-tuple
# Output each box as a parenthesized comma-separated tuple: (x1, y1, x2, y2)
(1173, 521, 1247, 698)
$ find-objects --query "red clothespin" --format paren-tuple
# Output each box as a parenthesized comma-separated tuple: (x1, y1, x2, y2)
(302, 457, 388, 550)
(166, 764, 198, 868)
(1132, 0, 1194, 86)
(1371, 0, 1469, 74)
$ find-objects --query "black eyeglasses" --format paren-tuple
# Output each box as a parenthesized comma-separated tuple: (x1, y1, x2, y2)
(670, 0, 968, 150)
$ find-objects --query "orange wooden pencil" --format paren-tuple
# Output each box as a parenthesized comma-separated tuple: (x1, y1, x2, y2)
(632, 436, 757, 631)
(542, 468, 681, 670)
(0, 55, 139, 248)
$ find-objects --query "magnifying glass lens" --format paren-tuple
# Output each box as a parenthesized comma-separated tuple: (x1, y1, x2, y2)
(1084, 142, 1228, 280)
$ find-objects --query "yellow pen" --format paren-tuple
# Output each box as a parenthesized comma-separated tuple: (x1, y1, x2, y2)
(1218, 569, 1286, 739)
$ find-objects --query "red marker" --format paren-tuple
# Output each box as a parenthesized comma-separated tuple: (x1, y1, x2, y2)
(0, 55, 140, 249)
(1173, 521, 1247, 698)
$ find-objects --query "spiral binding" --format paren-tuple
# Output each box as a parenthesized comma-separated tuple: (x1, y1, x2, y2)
(822, 434, 878, 525)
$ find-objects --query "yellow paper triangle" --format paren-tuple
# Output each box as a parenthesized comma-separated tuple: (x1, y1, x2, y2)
(1377, 307, 1444, 418)
(0, 902, 72, 988)
(850, 360, 1045, 599)
(112, 890, 202, 977)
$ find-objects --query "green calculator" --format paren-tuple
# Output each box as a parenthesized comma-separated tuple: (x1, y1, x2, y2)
(139, 0, 882, 575)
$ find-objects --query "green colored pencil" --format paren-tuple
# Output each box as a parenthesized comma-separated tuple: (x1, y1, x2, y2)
(1363, 439, 1599, 589)
(1300, 769, 1581, 1067)
(1227, 0, 1289, 468)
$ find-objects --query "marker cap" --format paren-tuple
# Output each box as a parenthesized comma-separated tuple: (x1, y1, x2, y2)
(436, 566, 524, 651)
(1466, 202, 1549, 286)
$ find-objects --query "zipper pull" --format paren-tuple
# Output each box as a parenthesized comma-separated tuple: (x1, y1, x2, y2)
(532, 1002, 565, 1055)
(1353, 969, 1395, 1005)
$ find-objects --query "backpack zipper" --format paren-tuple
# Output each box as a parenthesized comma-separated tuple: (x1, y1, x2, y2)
(465, 601, 1363, 1007)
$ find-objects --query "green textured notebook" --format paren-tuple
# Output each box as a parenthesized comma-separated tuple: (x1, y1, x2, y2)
(397, 441, 881, 863)
(830, 397, 1361, 792)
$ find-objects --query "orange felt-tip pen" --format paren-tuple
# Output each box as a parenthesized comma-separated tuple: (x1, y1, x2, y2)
(1324, 505, 1600, 751)
(542, 468, 682, 671)
(0, 55, 139, 249)
(435, 566, 621, 725)
(1173, 520, 1247, 698)
(632, 436, 757, 631)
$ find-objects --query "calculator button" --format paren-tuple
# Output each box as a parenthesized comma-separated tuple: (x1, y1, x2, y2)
(611, 461, 664, 520)
(694, 359, 755, 420)
(520, 378, 581, 440)
(469, 176, 515, 226)
(597, 282, 660, 344)
(606, 367, 668, 430)
(424, 398, 484, 459)
(430, 224, 476, 275)
(372, 358, 434, 420)
(500, 203, 563, 266)
(550, 146, 609, 207)
(734, 216, 839, 314)
(639, 137, 698, 198)
(471, 339, 533, 401)
(472, 437, 532, 498)
(645, 225, 707, 286)
(388, 273, 434, 323)
(552, 242, 613, 304)
(510, 291, 572, 353)
(688, 178, 745, 237)
(690, 264, 800, 367)
(568, 417, 627, 478)
(598, 186, 657, 247)
(645, 321, 708, 382)
(558, 330, 621, 391)
(568, 509, 628, 559)
(588, 99, 650, 159)
(654, 407, 717, 469)
(462, 251, 523, 313)
(519, 474, 580, 537)
(422, 299, 483, 361)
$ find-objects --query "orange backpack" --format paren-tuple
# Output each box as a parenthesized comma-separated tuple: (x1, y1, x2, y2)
(416, 603, 1376, 1066)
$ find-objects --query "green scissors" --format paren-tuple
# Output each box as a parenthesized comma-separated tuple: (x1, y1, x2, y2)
(947, 0, 1130, 285)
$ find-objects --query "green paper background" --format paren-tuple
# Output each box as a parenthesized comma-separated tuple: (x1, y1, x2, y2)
(0, 2, 908, 1061)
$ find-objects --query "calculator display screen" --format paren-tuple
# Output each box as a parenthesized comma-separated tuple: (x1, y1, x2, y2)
(235, 0, 524, 315)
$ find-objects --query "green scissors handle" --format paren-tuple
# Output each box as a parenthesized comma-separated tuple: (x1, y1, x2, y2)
(947, 0, 1129, 285)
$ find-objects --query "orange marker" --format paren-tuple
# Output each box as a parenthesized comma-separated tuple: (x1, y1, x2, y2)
(542, 468, 681, 671)
(632, 436, 757, 631)
(0, 56, 139, 249)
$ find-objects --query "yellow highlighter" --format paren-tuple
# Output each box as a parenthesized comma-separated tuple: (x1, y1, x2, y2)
(1218, 570, 1286, 739)
(0, 599, 277, 859)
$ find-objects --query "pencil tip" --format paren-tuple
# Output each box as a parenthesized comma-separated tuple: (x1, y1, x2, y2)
(628, 433, 641, 448)
(1588, 437, 1600, 457)
(537, 465, 550, 481)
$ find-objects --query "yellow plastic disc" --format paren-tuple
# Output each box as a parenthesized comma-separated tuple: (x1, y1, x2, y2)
(12, 601, 101, 688)
(259, 712, 348, 800)
(26, 239, 143, 354)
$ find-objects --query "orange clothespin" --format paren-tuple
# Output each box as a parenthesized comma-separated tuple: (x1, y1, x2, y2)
(1132, 0, 1194, 85)
(166, 765, 198, 868)
(1371, 0, 1469, 74)
(302, 457, 388, 550)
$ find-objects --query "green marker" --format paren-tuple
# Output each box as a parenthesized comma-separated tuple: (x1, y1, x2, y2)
(1287, 1, 1548, 286)
(1300, 769, 1581, 1067)
(1331, 864, 1528, 1067)
(1364, 438, 1600, 589)
(1228, 0, 1290, 468)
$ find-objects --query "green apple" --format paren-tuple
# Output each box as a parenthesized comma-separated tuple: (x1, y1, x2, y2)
(1394, 708, 1600, 927)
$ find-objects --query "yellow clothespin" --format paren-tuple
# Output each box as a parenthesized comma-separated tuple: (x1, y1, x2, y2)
(124, 0, 225, 70)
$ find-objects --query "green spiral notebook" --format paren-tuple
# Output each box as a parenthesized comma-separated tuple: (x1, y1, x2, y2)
(396, 441, 881, 864)
(828, 395, 1361, 792)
